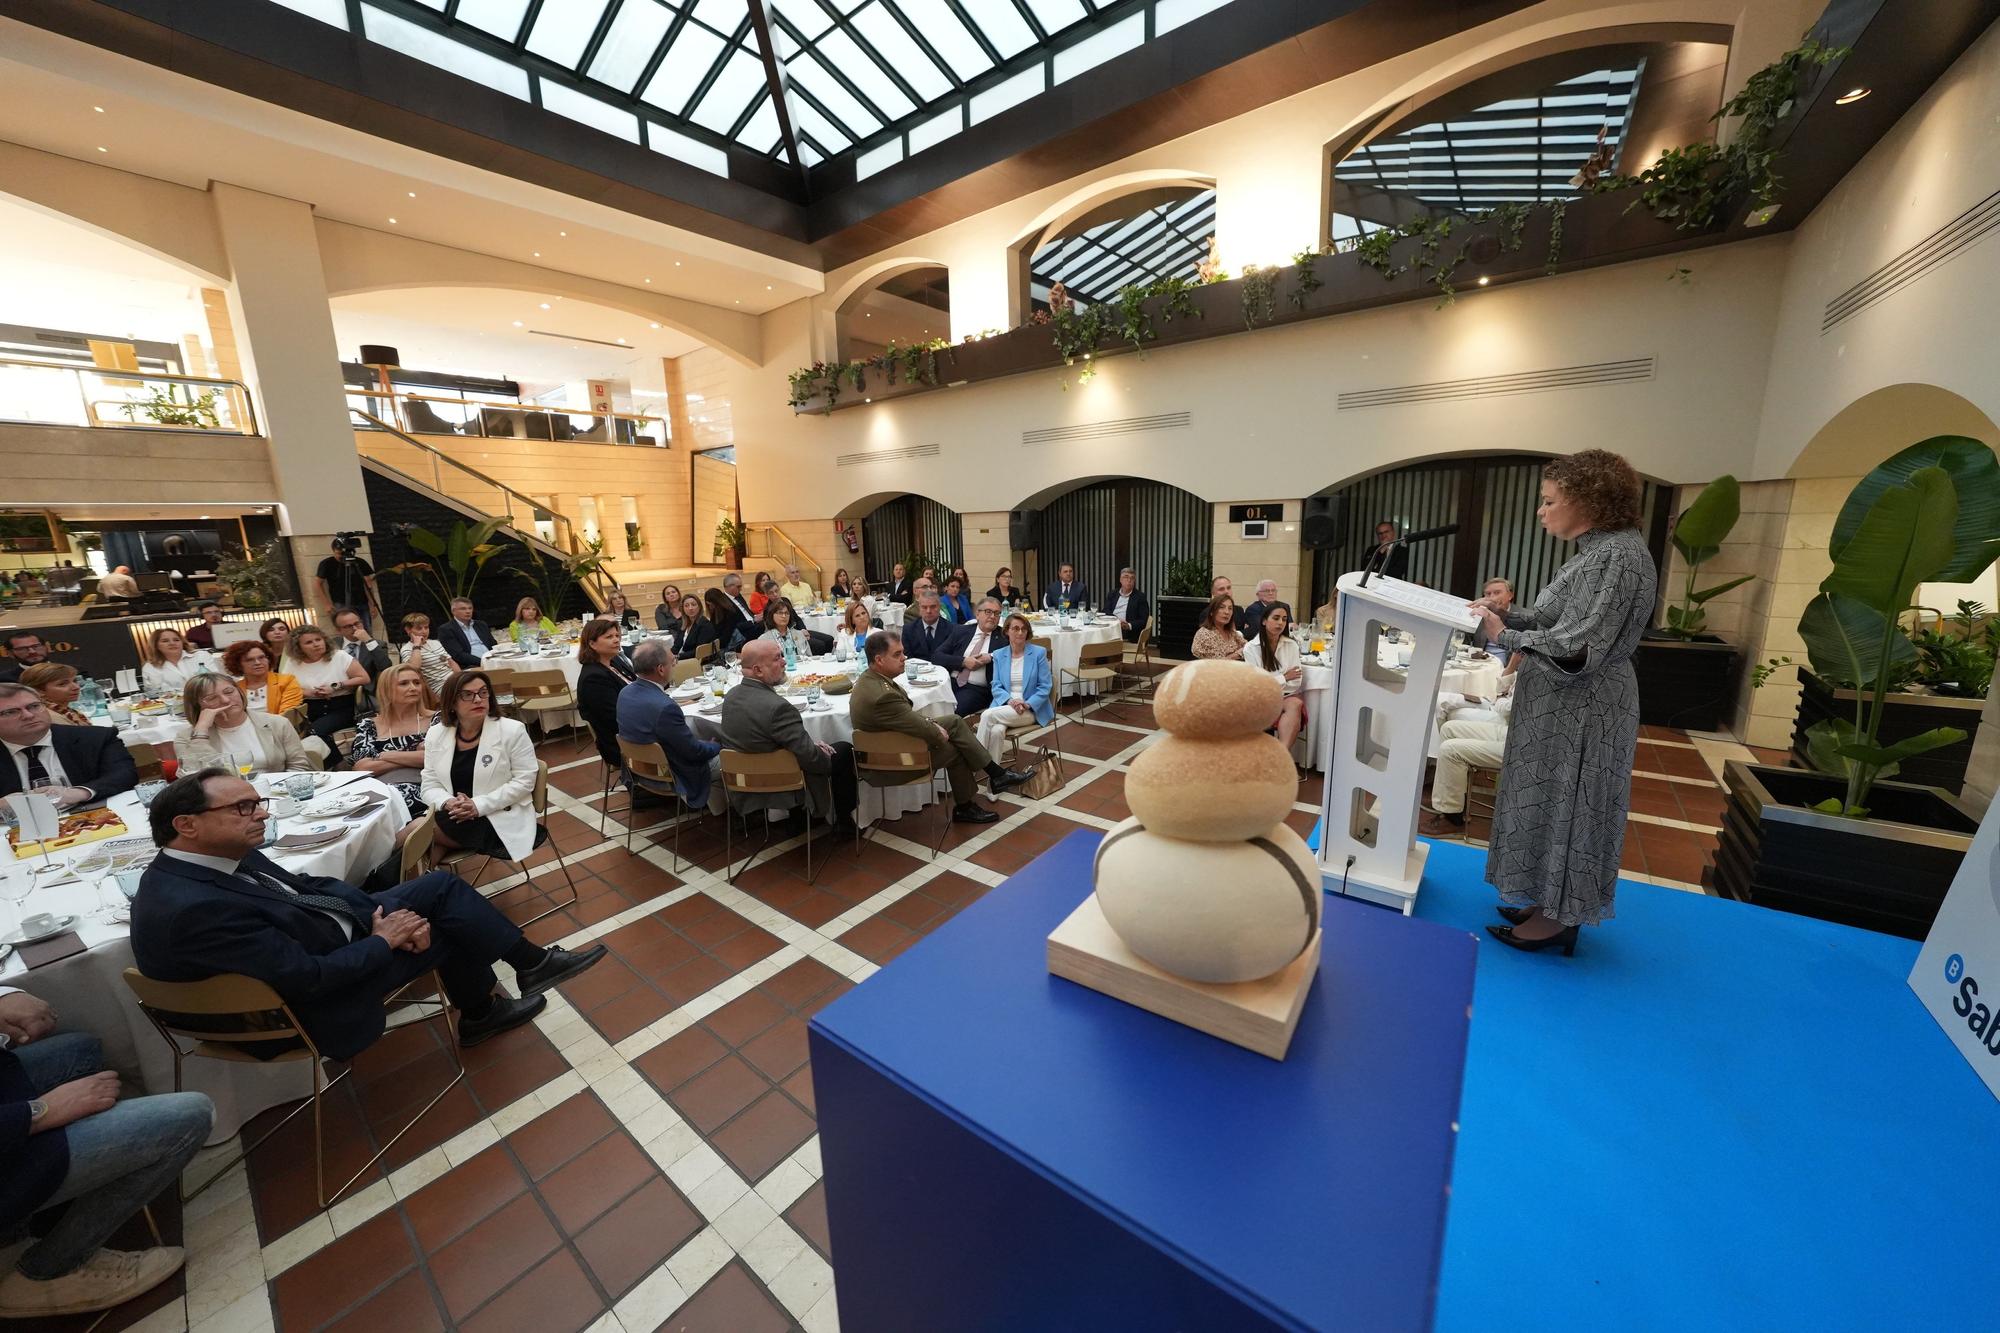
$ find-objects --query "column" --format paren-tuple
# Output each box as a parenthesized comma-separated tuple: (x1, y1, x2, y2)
(209, 183, 371, 622)
(1211, 500, 1305, 614)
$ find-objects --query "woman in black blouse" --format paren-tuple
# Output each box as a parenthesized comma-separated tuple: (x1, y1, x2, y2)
(602, 588, 642, 630)
(653, 583, 683, 631)
(829, 568, 854, 599)
(575, 616, 638, 770)
(665, 593, 716, 657)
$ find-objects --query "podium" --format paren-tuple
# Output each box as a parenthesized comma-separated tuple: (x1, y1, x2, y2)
(1316, 571, 1478, 913)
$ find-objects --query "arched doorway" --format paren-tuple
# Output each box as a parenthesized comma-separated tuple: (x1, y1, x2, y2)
(835, 266, 950, 363)
(1015, 185, 1215, 318)
(1027, 478, 1211, 607)
(857, 494, 963, 586)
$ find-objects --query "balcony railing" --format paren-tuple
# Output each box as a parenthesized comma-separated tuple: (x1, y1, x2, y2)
(348, 387, 667, 448)
(0, 356, 258, 434)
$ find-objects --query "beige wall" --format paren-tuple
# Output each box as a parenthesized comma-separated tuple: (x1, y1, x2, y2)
(1211, 501, 1307, 615)
(692, 453, 736, 566)
(960, 511, 1013, 597)
(1, 424, 278, 506)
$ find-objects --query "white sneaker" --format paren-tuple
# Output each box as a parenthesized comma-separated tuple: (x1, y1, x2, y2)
(0, 1246, 185, 1316)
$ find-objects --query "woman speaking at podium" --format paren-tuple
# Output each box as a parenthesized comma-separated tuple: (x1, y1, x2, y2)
(1469, 450, 1656, 956)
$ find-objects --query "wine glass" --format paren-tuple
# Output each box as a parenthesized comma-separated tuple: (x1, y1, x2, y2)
(0, 874, 31, 939)
(71, 848, 118, 922)
(806, 684, 822, 711)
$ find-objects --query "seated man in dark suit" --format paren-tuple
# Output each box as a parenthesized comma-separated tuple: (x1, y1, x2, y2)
(849, 631, 1032, 825)
(1042, 563, 1090, 611)
(1101, 567, 1152, 644)
(435, 597, 501, 668)
(131, 769, 606, 1057)
(719, 641, 857, 835)
(0, 683, 136, 808)
(900, 594, 969, 672)
(0, 631, 54, 686)
(949, 597, 1003, 717)
(332, 605, 394, 714)
(617, 641, 723, 813)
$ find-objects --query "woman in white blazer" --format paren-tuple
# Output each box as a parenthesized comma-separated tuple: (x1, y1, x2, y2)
(421, 669, 544, 862)
(1241, 602, 1307, 755)
(175, 672, 311, 773)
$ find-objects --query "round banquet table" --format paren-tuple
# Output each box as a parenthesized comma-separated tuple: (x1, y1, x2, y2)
(676, 657, 958, 826)
(801, 597, 904, 636)
(482, 642, 585, 729)
(1296, 646, 1505, 769)
(0, 774, 410, 1142)
(1020, 614, 1126, 697)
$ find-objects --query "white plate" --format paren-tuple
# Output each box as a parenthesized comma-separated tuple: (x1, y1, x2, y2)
(0, 914, 79, 946)
(301, 791, 368, 818)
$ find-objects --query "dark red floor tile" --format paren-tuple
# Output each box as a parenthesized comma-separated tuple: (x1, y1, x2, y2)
(537, 1130, 654, 1233)
(763, 958, 845, 1009)
(635, 1025, 729, 1093)
(739, 1016, 809, 1083)
(466, 1031, 570, 1112)
(709, 1088, 815, 1181)
(428, 1193, 562, 1321)
(836, 915, 916, 964)
(507, 1091, 615, 1180)
(459, 1240, 603, 1332)
(706, 990, 787, 1046)
(586, 986, 674, 1044)
(575, 1176, 705, 1299)
(785, 1180, 833, 1259)
(670, 1055, 767, 1134)
(271, 1210, 417, 1333)
(782, 1065, 817, 1117)
(319, 1269, 444, 1333)
(405, 1143, 528, 1253)
(712, 924, 785, 970)
(671, 1263, 793, 1333)
(656, 952, 735, 1005)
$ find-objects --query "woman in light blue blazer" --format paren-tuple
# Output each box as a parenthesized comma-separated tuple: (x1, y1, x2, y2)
(939, 576, 977, 624)
(977, 613, 1054, 757)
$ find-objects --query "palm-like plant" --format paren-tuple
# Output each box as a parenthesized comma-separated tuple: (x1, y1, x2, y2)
(1663, 474, 1754, 638)
(382, 518, 507, 614)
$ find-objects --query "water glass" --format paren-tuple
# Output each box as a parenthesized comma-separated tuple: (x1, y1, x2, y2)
(287, 773, 317, 801)
(0, 877, 31, 937)
(806, 685, 822, 710)
(72, 849, 116, 921)
(135, 779, 169, 807)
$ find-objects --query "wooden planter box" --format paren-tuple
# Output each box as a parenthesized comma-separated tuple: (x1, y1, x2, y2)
(1792, 669, 1985, 794)
(1155, 595, 1211, 662)
(1633, 633, 1739, 732)
(1711, 761, 1979, 940)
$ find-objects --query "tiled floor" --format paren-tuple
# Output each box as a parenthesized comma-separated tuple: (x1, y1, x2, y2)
(89, 686, 1748, 1333)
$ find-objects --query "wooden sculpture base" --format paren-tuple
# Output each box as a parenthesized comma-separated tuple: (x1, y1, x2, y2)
(1046, 895, 1321, 1060)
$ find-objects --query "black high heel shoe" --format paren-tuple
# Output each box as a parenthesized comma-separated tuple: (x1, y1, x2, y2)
(1485, 923, 1579, 956)
(1496, 905, 1533, 926)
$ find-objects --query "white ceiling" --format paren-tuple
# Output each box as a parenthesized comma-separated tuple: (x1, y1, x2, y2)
(0, 195, 207, 346)
(0, 17, 822, 316)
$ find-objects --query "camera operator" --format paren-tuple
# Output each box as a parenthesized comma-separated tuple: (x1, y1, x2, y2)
(314, 534, 382, 631)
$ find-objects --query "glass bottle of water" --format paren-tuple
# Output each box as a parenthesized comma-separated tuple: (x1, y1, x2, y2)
(783, 635, 798, 672)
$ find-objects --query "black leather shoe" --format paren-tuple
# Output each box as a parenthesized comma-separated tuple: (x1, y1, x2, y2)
(459, 993, 546, 1047)
(1485, 923, 1579, 956)
(952, 802, 1001, 824)
(1496, 905, 1534, 925)
(988, 767, 1036, 793)
(514, 944, 609, 997)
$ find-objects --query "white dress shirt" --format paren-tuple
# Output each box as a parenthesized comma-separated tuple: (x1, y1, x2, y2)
(159, 848, 356, 940)
(5, 737, 69, 789)
(959, 627, 992, 686)
(1113, 593, 1131, 623)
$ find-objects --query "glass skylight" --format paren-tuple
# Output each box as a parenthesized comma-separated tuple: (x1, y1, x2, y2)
(1029, 188, 1216, 307)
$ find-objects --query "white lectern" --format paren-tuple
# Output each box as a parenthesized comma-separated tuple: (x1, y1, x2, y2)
(1316, 571, 1479, 914)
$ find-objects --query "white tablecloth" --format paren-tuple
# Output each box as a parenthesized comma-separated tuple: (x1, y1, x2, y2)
(1, 774, 409, 1140)
(677, 658, 956, 825)
(801, 597, 903, 636)
(1020, 615, 1126, 697)
(482, 644, 584, 729)
(1297, 646, 1504, 769)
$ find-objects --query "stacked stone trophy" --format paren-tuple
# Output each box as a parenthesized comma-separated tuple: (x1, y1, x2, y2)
(1046, 660, 1322, 1059)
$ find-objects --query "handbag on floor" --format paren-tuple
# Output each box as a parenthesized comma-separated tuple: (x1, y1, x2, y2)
(1015, 750, 1065, 800)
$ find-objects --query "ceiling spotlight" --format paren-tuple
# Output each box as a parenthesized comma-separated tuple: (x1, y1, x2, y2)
(1477, 275, 1490, 286)
(766, 285, 772, 290)
(865, 312, 872, 318)
(864, 397, 872, 404)
(616, 337, 626, 344)
(539, 302, 551, 310)
(559, 231, 567, 237)
(512, 320, 523, 327)
(388, 217, 398, 224)
(644, 277, 652, 284)
(407, 191, 416, 198)
(93, 105, 105, 113)
(532, 251, 541, 258)
(1835, 86, 1872, 105)
(674, 261, 682, 267)
(649, 322, 660, 329)
(96, 146, 108, 153)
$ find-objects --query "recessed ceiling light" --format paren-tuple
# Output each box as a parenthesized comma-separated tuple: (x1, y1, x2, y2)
(532, 251, 540, 258)
(96, 146, 107, 153)
(865, 312, 872, 318)
(674, 261, 682, 267)
(512, 320, 523, 327)
(649, 322, 660, 329)
(864, 398, 871, 404)
(644, 277, 652, 284)
(559, 231, 567, 237)
(766, 285, 772, 290)
(1835, 86, 1872, 105)
(387, 217, 397, 224)
(539, 302, 551, 310)
(93, 105, 105, 113)
(1477, 275, 1490, 286)
(734, 299, 740, 304)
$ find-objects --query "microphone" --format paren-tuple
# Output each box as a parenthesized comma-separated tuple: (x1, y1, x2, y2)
(1397, 523, 1460, 544)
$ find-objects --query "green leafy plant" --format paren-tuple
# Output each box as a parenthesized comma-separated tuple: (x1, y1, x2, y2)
(383, 517, 508, 612)
(119, 383, 221, 429)
(625, 526, 643, 556)
(712, 517, 746, 562)
(519, 536, 610, 620)
(1240, 265, 1276, 329)
(1790, 437, 2000, 816)
(1164, 557, 1213, 598)
(1910, 600, 1997, 698)
(1663, 475, 1755, 638)
(214, 539, 293, 611)
(1289, 247, 1324, 310)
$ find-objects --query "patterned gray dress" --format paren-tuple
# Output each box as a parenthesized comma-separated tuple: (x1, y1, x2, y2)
(1486, 527, 1657, 925)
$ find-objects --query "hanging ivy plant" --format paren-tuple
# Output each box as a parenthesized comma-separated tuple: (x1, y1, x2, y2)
(1545, 198, 1568, 274)
(1289, 247, 1324, 310)
(1050, 303, 1106, 364)
(1240, 265, 1276, 329)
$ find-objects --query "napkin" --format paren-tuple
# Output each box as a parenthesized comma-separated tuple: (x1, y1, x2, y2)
(275, 829, 345, 850)
(20, 933, 86, 969)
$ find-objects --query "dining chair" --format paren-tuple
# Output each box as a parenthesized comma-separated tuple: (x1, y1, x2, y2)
(669, 658, 702, 686)
(505, 668, 584, 750)
(1062, 640, 1125, 718)
(615, 738, 688, 866)
(694, 641, 717, 664)
(1115, 617, 1156, 702)
(123, 741, 163, 781)
(851, 728, 951, 859)
(121, 968, 463, 1210)
(399, 810, 436, 882)
(719, 749, 821, 883)
(441, 761, 581, 928)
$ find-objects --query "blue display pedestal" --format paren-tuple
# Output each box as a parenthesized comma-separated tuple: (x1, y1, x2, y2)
(809, 830, 1478, 1332)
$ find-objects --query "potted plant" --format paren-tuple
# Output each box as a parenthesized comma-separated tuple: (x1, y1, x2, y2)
(119, 384, 221, 429)
(214, 538, 296, 611)
(1156, 557, 1215, 661)
(1715, 437, 1999, 938)
(381, 518, 507, 618)
(713, 517, 745, 570)
(1634, 475, 1753, 730)
(519, 537, 610, 623)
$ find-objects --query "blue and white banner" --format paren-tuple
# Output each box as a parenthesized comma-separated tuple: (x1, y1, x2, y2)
(1911, 800, 2000, 1101)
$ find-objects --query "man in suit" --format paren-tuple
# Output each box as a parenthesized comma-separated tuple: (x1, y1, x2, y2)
(333, 606, 395, 714)
(1238, 579, 1279, 636)
(720, 573, 756, 626)
(950, 598, 1003, 717)
(436, 597, 500, 668)
(0, 683, 136, 808)
(1042, 563, 1089, 611)
(1367, 519, 1411, 581)
(883, 563, 914, 605)
(901, 593, 969, 672)
(719, 641, 858, 834)
(850, 631, 1032, 825)
(617, 641, 723, 812)
(1102, 567, 1152, 644)
(132, 770, 606, 1058)
(0, 988, 211, 1318)
(0, 631, 53, 686)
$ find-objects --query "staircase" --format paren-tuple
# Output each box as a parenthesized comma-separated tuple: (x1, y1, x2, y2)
(743, 523, 824, 589)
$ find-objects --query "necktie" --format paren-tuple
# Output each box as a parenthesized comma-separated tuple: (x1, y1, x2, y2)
(249, 869, 372, 934)
(23, 744, 51, 789)
(958, 633, 986, 687)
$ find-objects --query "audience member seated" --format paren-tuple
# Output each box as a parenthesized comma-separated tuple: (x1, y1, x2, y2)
(0, 571, 17, 602)
(949, 566, 972, 597)
(603, 589, 641, 630)
(350, 664, 436, 816)
(902, 594, 969, 671)
(0, 682, 137, 806)
(1102, 567, 1151, 643)
(508, 597, 548, 644)
(422, 672, 544, 862)
(392, 613, 457, 695)
(720, 640, 858, 835)
(949, 598, 1003, 717)
(1242, 603, 1306, 756)
(1420, 657, 1518, 838)
(1042, 563, 1089, 611)
(1310, 594, 1339, 631)
(705, 588, 746, 649)
(576, 618, 638, 772)
(975, 612, 1054, 758)
(437, 597, 501, 667)
(851, 632, 1032, 825)
(828, 569, 854, 599)
(1367, 519, 1410, 580)
(834, 601, 876, 657)
(747, 572, 777, 617)
(132, 769, 606, 1058)
(1475, 577, 1515, 653)
(719, 573, 756, 628)
(664, 594, 717, 658)
(618, 642, 722, 812)
(919, 567, 938, 589)
(287, 625, 369, 757)
(1191, 594, 1246, 660)
(223, 641, 303, 719)
(883, 563, 914, 605)
(1, 631, 53, 686)
(654, 584, 683, 632)
(987, 566, 1025, 607)
(0, 988, 211, 1319)
(182, 601, 225, 651)
(939, 576, 975, 623)
(174, 673, 308, 774)
(94, 566, 140, 600)
(332, 608, 395, 693)
(258, 618, 292, 667)
(778, 565, 816, 607)
(142, 627, 214, 694)
(1238, 579, 1278, 636)
(21, 665, 90, 727)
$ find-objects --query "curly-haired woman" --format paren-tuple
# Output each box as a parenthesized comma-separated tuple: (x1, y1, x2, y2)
(1470, 449, 1656, 956)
